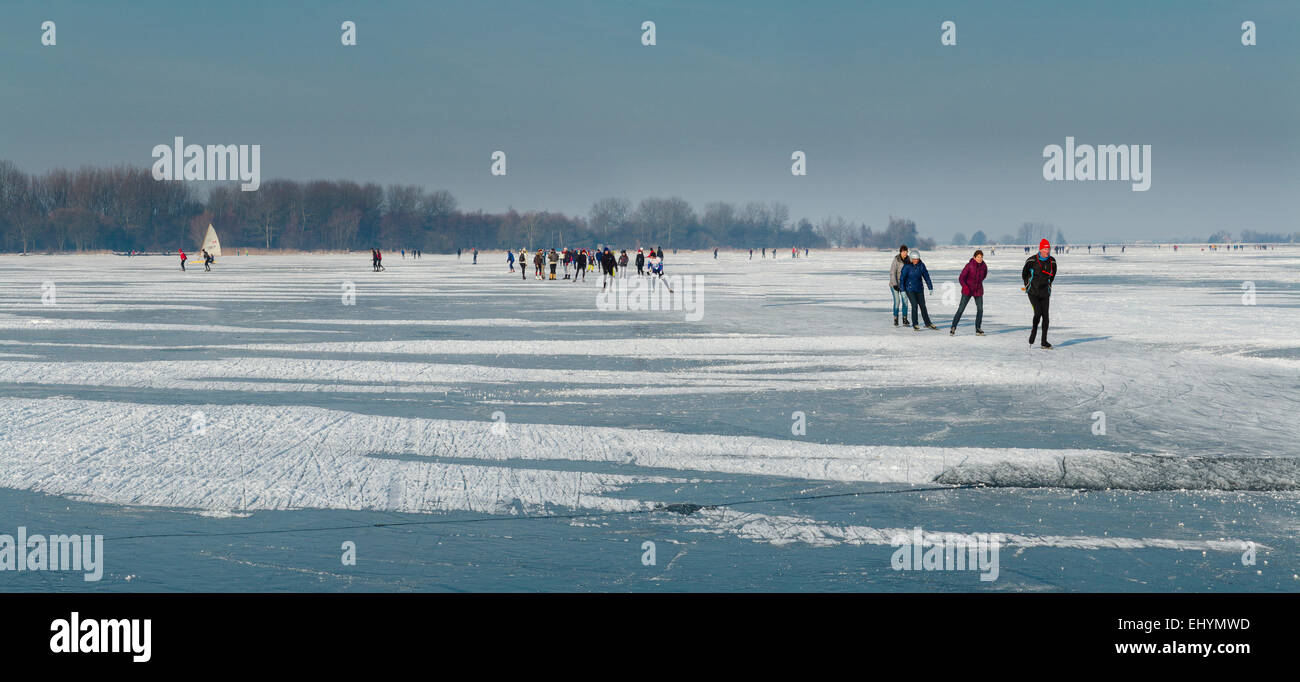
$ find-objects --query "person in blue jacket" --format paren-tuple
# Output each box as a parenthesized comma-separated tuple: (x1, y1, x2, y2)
(899, 250, 937, 330)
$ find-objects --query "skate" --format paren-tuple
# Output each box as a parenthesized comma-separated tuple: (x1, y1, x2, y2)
(975, 329, 985, 336)
(1041, 341, 1053, 349)
(893, 316, 899, 327)
(1029, 328, 1037, 345)
(913, 324, 920, 331)
(949, 328, 955, 335)
(925, 323, 938, 330)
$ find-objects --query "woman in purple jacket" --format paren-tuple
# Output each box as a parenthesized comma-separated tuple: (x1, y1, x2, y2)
(950, 249, 987, 335)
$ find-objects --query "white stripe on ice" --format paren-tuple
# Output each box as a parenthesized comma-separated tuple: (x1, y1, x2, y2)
(669, 508, 1257, 552)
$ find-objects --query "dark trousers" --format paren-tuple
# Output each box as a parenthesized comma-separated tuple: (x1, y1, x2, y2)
(952, 295, 983, 330)
(905, 290, 932, 326)
(1029, 293, 1050, 343)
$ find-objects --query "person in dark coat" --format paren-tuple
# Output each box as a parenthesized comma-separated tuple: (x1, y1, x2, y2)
(899, 250, 936, 330)
(950, 250, 987, 335)
(1021, 238, 1057, 349)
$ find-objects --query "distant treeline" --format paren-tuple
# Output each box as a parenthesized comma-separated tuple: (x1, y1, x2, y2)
(1207, 230, 1298, 244)
(0, 160, 942, 253)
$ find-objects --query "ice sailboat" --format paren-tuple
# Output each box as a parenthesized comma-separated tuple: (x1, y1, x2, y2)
(198, 224, 222, 260)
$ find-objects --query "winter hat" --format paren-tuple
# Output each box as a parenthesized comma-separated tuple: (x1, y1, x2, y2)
(1039, 238, 1051, 251)
(909, 250, 920, 260)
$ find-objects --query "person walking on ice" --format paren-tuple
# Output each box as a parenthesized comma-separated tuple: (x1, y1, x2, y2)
(950, 249, 987, 335)
(899, 250, 936, 330)
(518, 248, 528, 280)
(889, 245, 909, 326)
(1021, 238, 1057, 349)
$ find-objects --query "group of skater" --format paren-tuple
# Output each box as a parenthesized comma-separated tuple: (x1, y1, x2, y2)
(889, 238, 1057, 349)
(509, 246, 670, 289)
(177, 249, 215, 271)
(743, 247, 810, 259)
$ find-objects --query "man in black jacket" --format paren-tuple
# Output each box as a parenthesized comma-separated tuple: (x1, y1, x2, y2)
(601, 248, 617, 289)
(1021, 238, 1057, 349)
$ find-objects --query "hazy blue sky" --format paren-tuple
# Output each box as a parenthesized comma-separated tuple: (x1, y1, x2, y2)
(2, 0, 1296, 241)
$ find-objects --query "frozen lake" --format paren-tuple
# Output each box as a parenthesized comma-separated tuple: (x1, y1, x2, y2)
(0, 247, 1296, 591)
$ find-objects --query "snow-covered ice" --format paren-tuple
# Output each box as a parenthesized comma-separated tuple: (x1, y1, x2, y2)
(0, 248, 1296, 591)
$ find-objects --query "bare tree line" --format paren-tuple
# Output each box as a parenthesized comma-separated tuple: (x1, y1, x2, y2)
(0, 160, 945, 253)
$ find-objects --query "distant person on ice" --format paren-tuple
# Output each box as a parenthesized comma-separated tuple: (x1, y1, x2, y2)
(1021, 238, 1057, 349)
(950, 249, 987, 336)
(647, 250, 672, 292)
(202, 249, 213, 272)
(899, 250, 936, 330)
(600, 248, 618, 289)
(507, 249, 515, 272)
(889, 245, 909, 326)
(574, 249, 588, 283)
(519, 248, 529, 280)
(179, 248, 187, 271)
(635, 248, 646, 275)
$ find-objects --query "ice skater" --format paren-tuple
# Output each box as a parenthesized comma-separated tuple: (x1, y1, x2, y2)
(202, 249, 213, 272)
(574, 249, 588, 282)
(600, 248, 617, 289)
(647, 250, 672, 292)
(508, 249, 515, 272)
(1021, 238, 1057, 349)
(179, 248, 187, 271)
(950, 249, 986, 335)
(519, 248, 528, 280)
(899, 250, 936, 330)
(889, 245, 909, 326)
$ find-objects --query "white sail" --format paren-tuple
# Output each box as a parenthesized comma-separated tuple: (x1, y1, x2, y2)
(199, 224, 222, 259)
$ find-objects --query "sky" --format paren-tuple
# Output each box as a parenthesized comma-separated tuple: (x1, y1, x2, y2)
(1, 0, 1296, 242)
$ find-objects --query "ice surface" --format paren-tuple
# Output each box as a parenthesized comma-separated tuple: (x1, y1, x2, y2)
(0, 249, 1296, 591)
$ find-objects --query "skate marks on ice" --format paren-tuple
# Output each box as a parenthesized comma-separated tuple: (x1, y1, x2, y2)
(0, 397, 1281, 557)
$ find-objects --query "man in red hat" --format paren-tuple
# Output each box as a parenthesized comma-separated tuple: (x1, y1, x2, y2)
(1021, 238, 1057, 349)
